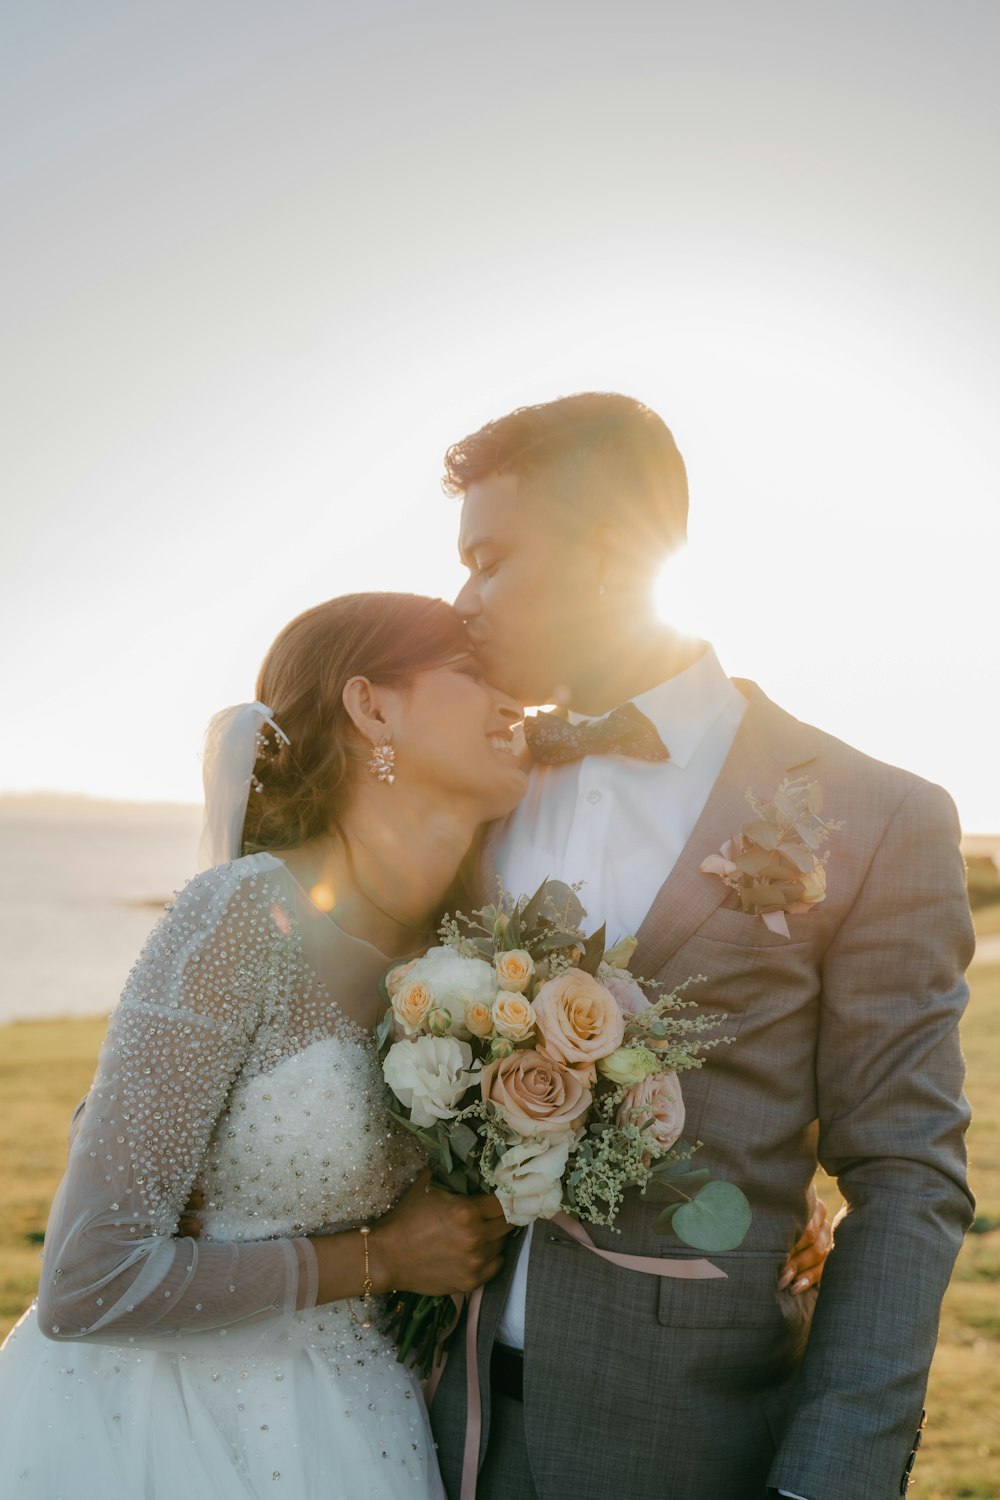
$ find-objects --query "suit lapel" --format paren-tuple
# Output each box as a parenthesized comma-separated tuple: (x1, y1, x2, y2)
(629, 681, 819, 980)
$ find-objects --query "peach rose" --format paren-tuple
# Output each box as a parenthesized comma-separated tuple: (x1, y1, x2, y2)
(492, 992, 537, 1043)
(789, 862, 827, 912)
(386, 957, 420, 998)
(481, 1048, 592, 1136)
(494, 948, 535, 993)
(618, 1070, 686, 1155)
(533, 968, 625, 1070)
(391, 977, 434, 1037)
(465, 1001, 495, 1039)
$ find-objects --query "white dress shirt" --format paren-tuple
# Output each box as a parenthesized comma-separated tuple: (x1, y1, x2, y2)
(493, 645, 747, 1348)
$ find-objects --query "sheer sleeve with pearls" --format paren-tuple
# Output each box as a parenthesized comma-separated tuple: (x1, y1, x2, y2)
(36, 861, 318, 1342)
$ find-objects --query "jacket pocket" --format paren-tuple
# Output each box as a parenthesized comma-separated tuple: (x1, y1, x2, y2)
(691, 905, 812, 950)
(656, 1250, 795, 1329)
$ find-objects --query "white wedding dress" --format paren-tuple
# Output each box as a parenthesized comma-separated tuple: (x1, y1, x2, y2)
(0, 853, 444, 1500)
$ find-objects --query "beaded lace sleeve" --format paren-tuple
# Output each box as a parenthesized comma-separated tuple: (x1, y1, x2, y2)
(36, 863, 318, 1342)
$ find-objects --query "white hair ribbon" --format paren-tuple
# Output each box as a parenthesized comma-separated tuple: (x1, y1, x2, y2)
(198, 701, 290, 871)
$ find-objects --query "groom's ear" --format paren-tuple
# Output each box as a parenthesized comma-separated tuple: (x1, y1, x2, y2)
(342, 675, 390, 745)
(593, 517, 662, 589)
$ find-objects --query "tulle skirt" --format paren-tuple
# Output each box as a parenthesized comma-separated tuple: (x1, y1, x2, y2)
(0, 1300, 446, 1500)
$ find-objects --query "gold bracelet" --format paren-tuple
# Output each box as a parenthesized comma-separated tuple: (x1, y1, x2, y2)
(359, 1225, 374, 1330)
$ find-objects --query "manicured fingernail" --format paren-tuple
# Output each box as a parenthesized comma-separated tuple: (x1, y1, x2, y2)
(777, 1267, 794, 1290)
(791, 1276, 810, 1295)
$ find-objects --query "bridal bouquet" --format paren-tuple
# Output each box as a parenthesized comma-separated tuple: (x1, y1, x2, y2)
(376, 880, 751, 1373)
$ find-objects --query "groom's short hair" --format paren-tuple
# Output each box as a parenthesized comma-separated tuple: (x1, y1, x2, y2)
(442, 392, 689, 553)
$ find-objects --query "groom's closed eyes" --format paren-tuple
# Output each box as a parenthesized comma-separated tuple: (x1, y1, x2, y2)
(458, 537, 502, 576)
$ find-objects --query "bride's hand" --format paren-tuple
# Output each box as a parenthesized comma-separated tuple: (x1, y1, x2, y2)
(778, 1186, 835, 1295)
(370, 1170, 513, 1297)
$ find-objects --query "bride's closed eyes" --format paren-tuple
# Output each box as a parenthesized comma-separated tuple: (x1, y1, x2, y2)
(447, 656, 487, 682)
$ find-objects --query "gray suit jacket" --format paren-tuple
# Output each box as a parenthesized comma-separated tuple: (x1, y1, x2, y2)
(430, 681, 974, 1500)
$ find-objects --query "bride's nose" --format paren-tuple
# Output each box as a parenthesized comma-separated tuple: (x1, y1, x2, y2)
(492, 692, 523, 726)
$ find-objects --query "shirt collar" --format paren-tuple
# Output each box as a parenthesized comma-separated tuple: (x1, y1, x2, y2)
(569, 644, 734, 769)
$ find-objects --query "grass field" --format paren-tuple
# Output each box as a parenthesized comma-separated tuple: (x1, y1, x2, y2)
(2, 925, 998, 1497)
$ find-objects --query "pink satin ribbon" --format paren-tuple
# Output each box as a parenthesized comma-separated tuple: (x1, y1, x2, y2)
(437, 1214, 727, 1500)
(762, 909, 791, 938)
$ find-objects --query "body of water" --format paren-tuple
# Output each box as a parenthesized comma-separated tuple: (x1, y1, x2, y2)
(0, 800, 203, 1024)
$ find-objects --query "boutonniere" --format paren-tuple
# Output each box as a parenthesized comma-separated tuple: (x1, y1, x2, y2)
(700, 777, 842, 939)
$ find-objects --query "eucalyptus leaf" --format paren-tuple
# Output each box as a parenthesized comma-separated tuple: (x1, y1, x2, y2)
(759, 857, 798, 881)
(448, 1122, 479, 1163)
(548, 880, 587, 928)
(777, 841, 815, 874)
(653, 1204, 680, 1234)
(772, 788, 800, 822)
(645, 1169, 713, 1205)
(671, 1181, 752, 1251)
(744, 819, 781, 851)
(732, 846, 774, 877)
(578, 922, 606, 975)
(538, 930, 584, 953)
(518, 878, 555, 932)
(742, 881, 791, 912)
(377, 963, 396, 1008)
(374, 1009, 394, 1051)
(386, 1108, 428, 1139)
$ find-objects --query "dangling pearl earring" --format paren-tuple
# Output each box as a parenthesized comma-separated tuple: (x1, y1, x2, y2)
(597, 582, 607, 598)
(368, 737, 396, 784)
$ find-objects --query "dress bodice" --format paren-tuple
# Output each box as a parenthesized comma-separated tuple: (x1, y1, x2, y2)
(198, 1032, 422, 1242)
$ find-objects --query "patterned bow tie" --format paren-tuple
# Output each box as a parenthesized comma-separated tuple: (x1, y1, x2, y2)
(523, 701, 670, 766)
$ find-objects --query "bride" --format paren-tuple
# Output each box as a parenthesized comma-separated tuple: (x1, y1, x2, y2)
(0, 592, 529, 1500)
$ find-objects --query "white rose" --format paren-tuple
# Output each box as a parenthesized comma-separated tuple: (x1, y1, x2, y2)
(382, 1035, 474, 1129)
(492, 1132, 575, 1227)
(392, 942, 497, 1038)
(404, 947, 497, 1039)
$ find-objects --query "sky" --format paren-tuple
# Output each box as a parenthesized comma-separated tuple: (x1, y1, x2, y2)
(2, 0, 998, 830)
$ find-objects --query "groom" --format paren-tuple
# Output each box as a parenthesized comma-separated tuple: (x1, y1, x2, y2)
(429, 393, 974, 1499)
